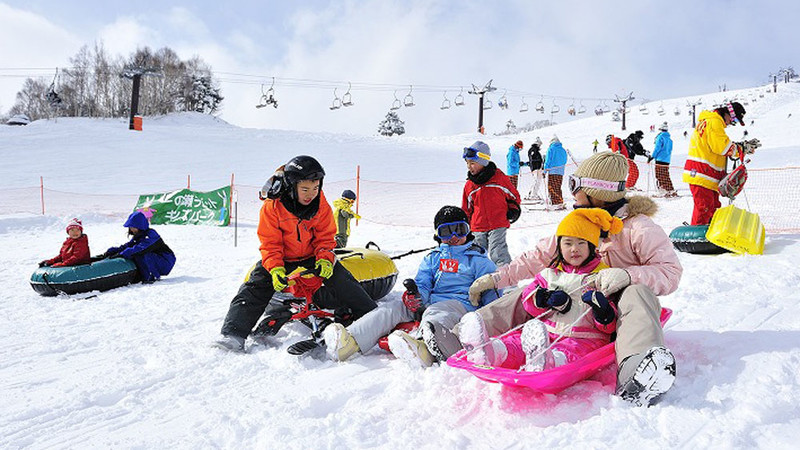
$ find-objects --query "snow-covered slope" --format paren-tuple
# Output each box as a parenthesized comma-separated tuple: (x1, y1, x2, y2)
(1, 84, 800, 449)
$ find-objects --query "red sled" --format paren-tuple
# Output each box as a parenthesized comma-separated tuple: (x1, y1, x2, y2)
(446, 308, 672, 394)
(377, 321, 419, 352)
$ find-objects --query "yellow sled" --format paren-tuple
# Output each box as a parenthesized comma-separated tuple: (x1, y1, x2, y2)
(706, 205, 765, 255)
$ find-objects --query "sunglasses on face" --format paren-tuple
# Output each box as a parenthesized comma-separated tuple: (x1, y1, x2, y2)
(436, 221, 470, 239)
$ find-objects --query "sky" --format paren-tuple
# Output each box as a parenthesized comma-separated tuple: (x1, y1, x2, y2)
(1, 0, 798, 136)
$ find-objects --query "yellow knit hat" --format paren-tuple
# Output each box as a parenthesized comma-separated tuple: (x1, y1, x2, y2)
(556, 208, 624, 246)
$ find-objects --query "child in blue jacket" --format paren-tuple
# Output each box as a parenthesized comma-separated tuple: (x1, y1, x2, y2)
(323, 206, 500, 365)
(102, 211, 176, 282)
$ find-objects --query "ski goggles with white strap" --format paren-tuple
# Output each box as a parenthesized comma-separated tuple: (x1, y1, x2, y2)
(568, 174, 626, 195)
(436, 221, 470, 239)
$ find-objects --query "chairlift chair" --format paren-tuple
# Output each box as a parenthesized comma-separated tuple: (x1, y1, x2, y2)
(520, 97, 529, 113)
(498, 90, 509, 110)
(390, 91, 402, 110)
(567, 100, 576, 116)
(403, 86, 415, 107)
(440, 91, 452, 110)
(578, 101, 586, 114)
(640, 103, 649, 115)
(342, 82, 354, 107)
(657, 103, 665, 116)
(454, 87, 465, 106)
(602, 101, 611, 113)
(535, 96, 545, 113)
(483, 94, 493, 110)
(330, 88, 342, 110)
(551, 102, 560, 114)
(594, 104, 604, 116)
(256, 78, 278, 108)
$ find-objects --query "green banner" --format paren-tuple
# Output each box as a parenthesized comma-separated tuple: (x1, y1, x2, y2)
(134, 186, 231, 226)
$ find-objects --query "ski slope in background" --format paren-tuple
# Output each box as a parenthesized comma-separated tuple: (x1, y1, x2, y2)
(1, 84, 800, 448)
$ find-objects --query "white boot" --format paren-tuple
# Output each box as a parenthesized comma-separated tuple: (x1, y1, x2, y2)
(459, 312, 507, 365)
(520, 320, 549, 372)
(323, 323, 360, 362)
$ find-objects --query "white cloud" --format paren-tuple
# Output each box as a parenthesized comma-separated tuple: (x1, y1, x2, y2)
(97, 16, 161, 56)
(0, 3, 82, 110)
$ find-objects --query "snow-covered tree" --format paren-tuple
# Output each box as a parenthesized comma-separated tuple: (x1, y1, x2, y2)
(378, 111, 405, 136)
(178, 74, 224, 113)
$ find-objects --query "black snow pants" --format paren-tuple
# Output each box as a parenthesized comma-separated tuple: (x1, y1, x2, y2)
(220, 257, 377, 339)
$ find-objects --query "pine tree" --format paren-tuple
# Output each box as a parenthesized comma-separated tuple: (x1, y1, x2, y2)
(378, 111, 405, 136)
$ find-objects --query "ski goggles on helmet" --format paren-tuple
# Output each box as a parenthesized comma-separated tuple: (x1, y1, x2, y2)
(436, 221, 470, 239)
(462, 147, 490, 161)
(568, 174, 626, 195)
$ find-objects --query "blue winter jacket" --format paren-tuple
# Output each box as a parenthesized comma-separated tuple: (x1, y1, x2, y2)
(414, 241, 501, 311)
(507, 145, 521, 176)
(107, 211, 176, 281)
(544, 142, 567, 176)
(652, 131, 673, 164)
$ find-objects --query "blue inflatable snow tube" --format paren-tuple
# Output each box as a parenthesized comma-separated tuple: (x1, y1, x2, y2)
(669, 224, 729, 255)
(30, 258, 140, 296)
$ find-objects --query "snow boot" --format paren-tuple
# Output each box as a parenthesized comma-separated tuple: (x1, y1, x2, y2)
(213, 334, 245, 352)
(421, 321, 462, 362)
(323, 323, 360, 362)
(521, 320, 549, 372)
(459, 312, 498, 365)
(388, 330, 435, 368)
(616, 346, 676, 406)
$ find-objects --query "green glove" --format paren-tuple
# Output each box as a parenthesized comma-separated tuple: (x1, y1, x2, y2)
(315, 259, 334, 279)
(270, 266, 288, 291)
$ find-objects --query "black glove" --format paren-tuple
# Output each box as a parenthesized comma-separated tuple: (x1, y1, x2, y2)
(506, 205, 521, 223)
(38, 260, 50, 267)
(534, 289, 571, 313)
(581, 290, 615, 325)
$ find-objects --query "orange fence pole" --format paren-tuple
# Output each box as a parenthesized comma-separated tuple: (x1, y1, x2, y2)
(187, 174, 191, 189)
(40, 176, 45, 215)
(355, 165, 360, 225)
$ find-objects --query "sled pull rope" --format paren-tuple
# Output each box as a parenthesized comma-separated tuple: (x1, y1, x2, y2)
(457, 276, 596, 362)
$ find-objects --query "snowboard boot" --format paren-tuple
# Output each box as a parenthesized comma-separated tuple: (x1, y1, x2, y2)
(616, 346, 676, 407)
(213, 334, 245, 353)
(323, 323, 360, 362)
(421, 321, 463, 362)
(459, 312, 498, 365)
(520, 320, 549, 372)
(387, 330, 435, 368)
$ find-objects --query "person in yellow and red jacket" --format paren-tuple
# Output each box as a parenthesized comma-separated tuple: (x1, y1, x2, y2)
(683, 101, 759, 225)
(215, 155, 377, 352)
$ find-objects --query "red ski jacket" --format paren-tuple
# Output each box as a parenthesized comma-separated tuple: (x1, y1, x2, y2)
(462, 164, 521, 232)
(46, 234, 91, 267)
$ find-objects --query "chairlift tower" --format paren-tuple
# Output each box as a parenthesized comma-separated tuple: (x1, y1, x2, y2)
(613, 92, 635, 131)
(468, 80, 496, 134)
(687, 99, 701, 128)
(120, 66, 161, 130)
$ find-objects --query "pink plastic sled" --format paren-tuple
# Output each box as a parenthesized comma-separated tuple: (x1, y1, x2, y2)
(446, 308, 672, 394)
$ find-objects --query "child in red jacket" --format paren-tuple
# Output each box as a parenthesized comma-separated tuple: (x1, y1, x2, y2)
(461, 141, 521, 267)
(39, 218, 91, 267)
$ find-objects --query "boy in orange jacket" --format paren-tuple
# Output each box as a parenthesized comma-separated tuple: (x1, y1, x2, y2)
(215, 156, 377, 352)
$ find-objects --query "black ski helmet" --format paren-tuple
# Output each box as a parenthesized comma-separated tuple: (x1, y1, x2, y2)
(280, 155, 325, 200)
(284, 154, 324, 183)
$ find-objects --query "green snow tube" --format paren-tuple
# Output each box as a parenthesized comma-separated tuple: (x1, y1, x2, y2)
(669, 225, 729, 255)
(30, 258, 140, 296)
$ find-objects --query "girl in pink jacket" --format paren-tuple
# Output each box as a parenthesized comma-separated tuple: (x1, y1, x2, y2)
(461, 208, 624, 371)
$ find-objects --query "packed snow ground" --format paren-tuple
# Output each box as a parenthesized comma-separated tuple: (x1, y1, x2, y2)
(2, 84, 800, 449)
